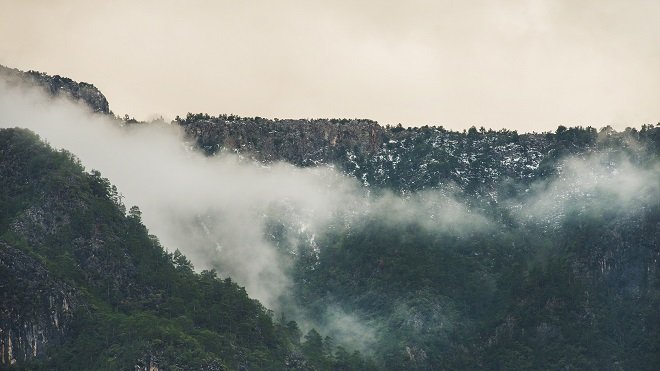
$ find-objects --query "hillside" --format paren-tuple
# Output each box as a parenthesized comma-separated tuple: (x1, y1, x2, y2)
(177, 114, 660, 369)
(0, 65, 109, 115)
(1, 66, 659, 370)
(0, 128, 370, 370)
(176, 113, 658, 196)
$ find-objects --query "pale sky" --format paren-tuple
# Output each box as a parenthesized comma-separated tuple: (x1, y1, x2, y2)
(1, 0, 658, 131)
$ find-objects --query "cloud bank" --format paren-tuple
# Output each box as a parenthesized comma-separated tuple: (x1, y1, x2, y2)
(0, 77, 491, 349)
(2, 74, 657, 351)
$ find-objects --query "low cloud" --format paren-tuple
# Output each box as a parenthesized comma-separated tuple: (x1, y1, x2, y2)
(510, 153, 660, 226)
(0, 75, 490, 349)
(6, 73, 654, 352)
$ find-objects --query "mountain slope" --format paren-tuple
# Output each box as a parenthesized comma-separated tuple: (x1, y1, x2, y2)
(1, 65, 659, 370)
(0, 128, 371, 370)
(176, 113, 658, 197)
(176, 113, 660, 370)
(0, 65, 110, 115)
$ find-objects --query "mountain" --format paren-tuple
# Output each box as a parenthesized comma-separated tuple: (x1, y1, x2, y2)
(0, 126, 379, 370)
(174, 116, 660, 369)
(175, 113, 658, 196)
(1, 66, 659, 370)
(0, 65, 110, 115)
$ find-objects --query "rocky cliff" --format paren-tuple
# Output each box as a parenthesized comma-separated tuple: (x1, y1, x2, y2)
(1, 65, 658, 370)
(0, 242, 79, 366)
(0, 126, 370, 370)
(178, 113, 384, 165)
(0, 65, 110, 114)
(177, 113, 658, 197)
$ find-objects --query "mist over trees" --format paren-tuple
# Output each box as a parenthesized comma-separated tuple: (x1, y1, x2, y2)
(1, 66, 659, 370)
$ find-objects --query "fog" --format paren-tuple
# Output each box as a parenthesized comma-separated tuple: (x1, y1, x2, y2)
(512, 153, 660, 226)
(3, 70, 658, 354)
(0, 76, 492, 350)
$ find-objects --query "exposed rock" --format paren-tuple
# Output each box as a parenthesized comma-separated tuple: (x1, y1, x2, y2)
(179, 114, 384, 166)
(0, 242, 79, 366)
(179, 115, 655, 198)
(0, 64, 110, 114)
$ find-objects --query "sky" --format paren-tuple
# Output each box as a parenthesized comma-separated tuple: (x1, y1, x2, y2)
(1, 0, 658, 131)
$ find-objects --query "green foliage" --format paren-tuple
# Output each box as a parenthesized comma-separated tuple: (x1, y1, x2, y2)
(287, 126, 660, 369)
(0, 128, 349, 370)
(2, 124, 658, 370)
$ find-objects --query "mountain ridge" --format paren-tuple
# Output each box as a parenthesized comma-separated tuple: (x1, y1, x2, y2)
(1, 65, 658, 370)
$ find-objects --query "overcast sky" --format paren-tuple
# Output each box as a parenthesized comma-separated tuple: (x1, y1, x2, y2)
(1, 0, 658, 131)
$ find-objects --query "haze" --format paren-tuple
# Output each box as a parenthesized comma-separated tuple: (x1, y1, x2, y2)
(1, 0, 658, 131)
(0, 78, 493, 349)
(3, 64, 658, 352)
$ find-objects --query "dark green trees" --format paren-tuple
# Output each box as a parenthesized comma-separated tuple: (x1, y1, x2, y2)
(0, 128, 355, 370)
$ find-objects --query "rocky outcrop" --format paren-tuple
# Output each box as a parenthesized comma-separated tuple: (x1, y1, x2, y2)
(178, 114, 384, 166)
(0, 242, 79, 366)
(177, 114, 556, 192)
(0, 65, 110, 114)
(179, 115, 659, 199)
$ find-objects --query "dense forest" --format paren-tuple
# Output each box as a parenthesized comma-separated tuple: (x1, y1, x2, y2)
(1, 66, 659, 370)
(177, 114, 660, 370)
(0, 128, 371, 370)
(251, 123, 659, 370)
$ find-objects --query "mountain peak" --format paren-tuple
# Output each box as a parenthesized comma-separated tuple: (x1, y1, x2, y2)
(0, 65, 110, 114)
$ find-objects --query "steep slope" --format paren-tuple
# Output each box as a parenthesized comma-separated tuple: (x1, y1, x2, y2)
(0, 65, 110, 115)
(176, 113, 659, 197)
(294, 172, 660, 369)
(2, 65, 658, 370)
(176, 113, 660, 370)
(0, 128, 371, 370)
(0, 242, 79, 366)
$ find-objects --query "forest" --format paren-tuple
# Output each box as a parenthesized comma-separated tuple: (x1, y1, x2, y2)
(1, 65, 659, 369)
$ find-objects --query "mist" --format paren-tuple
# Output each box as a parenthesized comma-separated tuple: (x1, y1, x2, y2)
(511, 152, 660, 227)
(0, 75, 493, 350)
(2, 71, 658, 355)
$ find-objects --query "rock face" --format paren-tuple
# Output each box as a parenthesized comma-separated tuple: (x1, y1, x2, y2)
(177, 114, 660, 370)
(0, 65, 110, 114)
(0, 127, 332, 370)
(178, 114, 541, 193)
(178, 114, 659, 196)
(0, 242, 79, 366)
(179, 113, 384, 165)
(1, 65, 658, 369)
